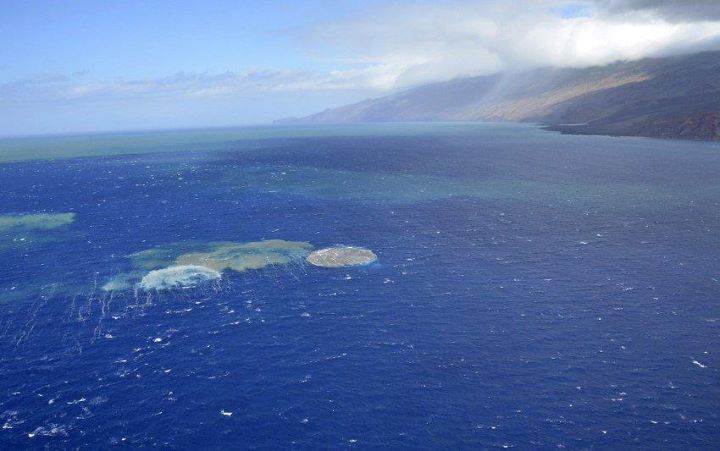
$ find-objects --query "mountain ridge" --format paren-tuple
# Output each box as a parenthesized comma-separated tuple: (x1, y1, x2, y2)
(280, 51, 720, 141)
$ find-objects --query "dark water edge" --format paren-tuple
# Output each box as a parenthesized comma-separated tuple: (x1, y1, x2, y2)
(0, 123, 719, 449)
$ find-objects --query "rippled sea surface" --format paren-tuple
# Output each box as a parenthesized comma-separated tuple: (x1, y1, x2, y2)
(1, 123, 719, 449)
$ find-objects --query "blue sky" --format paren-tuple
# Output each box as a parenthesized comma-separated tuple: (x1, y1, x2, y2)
(0, 1, 368, 81)
(1, 0, 384, 135)
(1, 0, 719, 136)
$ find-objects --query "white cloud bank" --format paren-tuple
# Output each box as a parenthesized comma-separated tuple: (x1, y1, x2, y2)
(296, 0, 720, 90)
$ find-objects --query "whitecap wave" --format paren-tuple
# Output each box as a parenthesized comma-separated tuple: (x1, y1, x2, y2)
(139, 265, 221, 291)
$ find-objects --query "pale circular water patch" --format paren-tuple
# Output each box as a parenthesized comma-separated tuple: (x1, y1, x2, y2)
(139, 265, 221, 291)
(307, 246, 377, 268)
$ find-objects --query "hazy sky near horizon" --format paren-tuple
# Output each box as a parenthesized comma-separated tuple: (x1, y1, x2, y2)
(2, 0, 720, 136)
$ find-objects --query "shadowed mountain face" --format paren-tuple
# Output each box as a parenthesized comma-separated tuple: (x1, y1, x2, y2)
(285, 51, 720, 140)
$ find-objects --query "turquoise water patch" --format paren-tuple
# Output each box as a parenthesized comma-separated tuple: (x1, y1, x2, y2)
(0, 212, 76, 249)
(221, 164, 701, 211)
(0, 212, 75, 232)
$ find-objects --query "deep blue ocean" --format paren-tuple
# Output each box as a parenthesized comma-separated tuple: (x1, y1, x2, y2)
(0, 123, 719, 449)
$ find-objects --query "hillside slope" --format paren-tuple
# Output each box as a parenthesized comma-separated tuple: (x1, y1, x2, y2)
(282, 51, 720, 140)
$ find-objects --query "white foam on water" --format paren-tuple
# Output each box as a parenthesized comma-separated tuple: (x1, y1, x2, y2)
(101, 272, 139, 292)
(692, 359, 707, 368)
(27, 424, 68, 438)
(139, 265, 221, 291)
